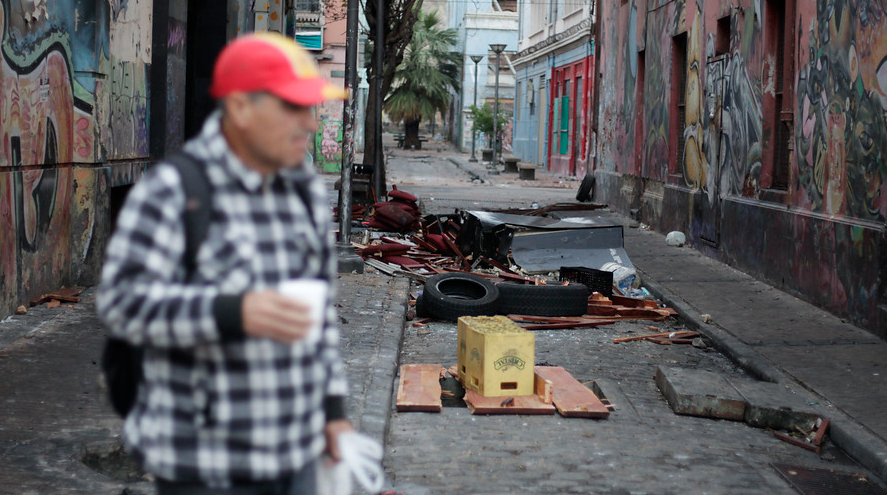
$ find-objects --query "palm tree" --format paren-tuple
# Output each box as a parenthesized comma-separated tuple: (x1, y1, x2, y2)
(385, 11, 460, 150)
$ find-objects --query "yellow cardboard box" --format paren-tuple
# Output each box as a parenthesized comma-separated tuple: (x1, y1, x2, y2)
(457, 315, 535, 397)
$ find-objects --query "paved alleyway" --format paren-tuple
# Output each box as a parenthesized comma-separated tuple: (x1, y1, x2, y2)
(374, 147, 887, 494)
(0, 140, 884, 494)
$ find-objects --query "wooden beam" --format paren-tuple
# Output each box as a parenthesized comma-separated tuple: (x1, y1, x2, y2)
(463, 388, 556, 415)
(534, 366, 610, 419)
(396, 364, 444, 413)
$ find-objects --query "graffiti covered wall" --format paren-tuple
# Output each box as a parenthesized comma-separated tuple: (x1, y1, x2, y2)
(0, 0, 153, 319)
(596, 0, 887, 334)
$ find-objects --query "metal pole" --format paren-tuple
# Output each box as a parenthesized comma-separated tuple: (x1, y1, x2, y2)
(492, 49, 501, 169)
(469, 55, 482, 162)
(373, 0, 385, 200)
(336, 0, 363, 273)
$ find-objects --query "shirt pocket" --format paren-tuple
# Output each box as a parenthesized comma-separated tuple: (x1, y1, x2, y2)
(196, 227, 256, 292)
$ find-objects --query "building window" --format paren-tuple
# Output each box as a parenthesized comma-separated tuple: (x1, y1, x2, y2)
(528, 79, 536, 116)
(715, 16, 730, 56)
(765, 0, 794, 190)
(516, 81, 522, 120)
(635, 49, 645, 175)
(294, 0, 320, 12)
(670, 33, 688, 176)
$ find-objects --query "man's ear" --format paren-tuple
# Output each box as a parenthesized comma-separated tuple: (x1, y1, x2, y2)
(222, 92, 254, 129)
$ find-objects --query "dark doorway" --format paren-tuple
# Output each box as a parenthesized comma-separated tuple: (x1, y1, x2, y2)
(185, 0, 229, 139)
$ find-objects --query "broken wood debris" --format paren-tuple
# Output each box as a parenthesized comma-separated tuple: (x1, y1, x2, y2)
(396, 364, 444, 413)
(612, 330, 700, 344)
(534, 366, 610, 419)
(774, 417, 830, 453)
(29, 288, 83, 308)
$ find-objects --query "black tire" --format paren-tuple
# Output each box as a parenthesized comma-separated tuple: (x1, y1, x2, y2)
(415, 293, 430, 318)
(576, 175, 596, 202)
(496, 283, 589, 317)
(422, 273, 500, 321)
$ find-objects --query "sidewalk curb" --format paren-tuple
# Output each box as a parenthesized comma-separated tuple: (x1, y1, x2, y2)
(641, 272, 887, 483)
(445, 156, 492, 185)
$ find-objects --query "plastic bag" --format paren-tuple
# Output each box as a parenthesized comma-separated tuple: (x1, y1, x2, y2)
(316, 456, 353, 495)
(317, 432, 384, 495)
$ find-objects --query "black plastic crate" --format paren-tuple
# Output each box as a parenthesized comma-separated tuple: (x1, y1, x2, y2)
(559, 266, 613, 297)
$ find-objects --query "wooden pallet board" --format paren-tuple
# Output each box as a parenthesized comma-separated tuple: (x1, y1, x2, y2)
(534, 366, 610, 418)
(396, 364, 444, 412)
(463, 388, 556, 415)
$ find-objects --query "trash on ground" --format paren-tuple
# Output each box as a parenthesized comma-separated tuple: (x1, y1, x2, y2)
(666, 231, 686, 246)
(29, 288, 83, 308)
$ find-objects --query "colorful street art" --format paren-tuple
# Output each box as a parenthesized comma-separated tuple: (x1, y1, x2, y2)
(316, 119, 344, 173)
(597, 0, 887, 332)
(0, 0, 152, 319)
(795, 0, 887, 221)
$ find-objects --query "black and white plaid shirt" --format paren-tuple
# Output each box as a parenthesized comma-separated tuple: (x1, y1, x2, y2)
(97, 111, 348, 487)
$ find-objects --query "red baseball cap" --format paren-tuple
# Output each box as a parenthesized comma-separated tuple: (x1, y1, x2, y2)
(210, 32, 348, 106)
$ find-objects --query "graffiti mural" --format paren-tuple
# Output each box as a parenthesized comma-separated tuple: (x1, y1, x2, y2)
(642, 5, 680, 182)
(0, 0, 152, 319)
(795, 0, 887, 221)
(315, 119, 343, 173)
(719, 51, 763, 197)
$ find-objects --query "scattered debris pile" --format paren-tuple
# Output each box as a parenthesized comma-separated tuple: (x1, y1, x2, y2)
(17, 288, 84, 314)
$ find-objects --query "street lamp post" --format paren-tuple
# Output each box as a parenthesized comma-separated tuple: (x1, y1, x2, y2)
(468, 54, 483, 162)
(489, 43, 506, 170)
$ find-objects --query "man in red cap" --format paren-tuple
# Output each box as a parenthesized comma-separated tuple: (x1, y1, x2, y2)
(98, 33, 351, 493)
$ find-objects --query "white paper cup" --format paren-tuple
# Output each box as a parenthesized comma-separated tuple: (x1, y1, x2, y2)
(278, 279, 328, 343)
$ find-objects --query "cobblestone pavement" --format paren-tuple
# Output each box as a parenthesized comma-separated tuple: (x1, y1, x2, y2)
(384, 315, 864, 495)
(0, 274, 410, 494)
(374, 150, 880, 494)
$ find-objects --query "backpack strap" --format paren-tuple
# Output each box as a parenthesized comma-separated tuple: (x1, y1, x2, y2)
(166, 150, 213, 278)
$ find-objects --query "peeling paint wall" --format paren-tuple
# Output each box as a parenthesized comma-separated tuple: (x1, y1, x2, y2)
(596, 0, 887, 335)
(0, 0, 153, 319)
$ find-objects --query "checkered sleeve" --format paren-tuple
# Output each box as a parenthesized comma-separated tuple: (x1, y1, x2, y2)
(97, 164, 234, 349)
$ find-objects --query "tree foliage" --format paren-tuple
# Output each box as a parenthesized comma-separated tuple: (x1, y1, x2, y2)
(469, 103, 511, 145)
(362, 0, 423, 165)
(385, 11, 460, 146)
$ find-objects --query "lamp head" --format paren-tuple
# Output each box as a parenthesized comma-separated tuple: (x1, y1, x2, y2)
(489, 43, 506, 53)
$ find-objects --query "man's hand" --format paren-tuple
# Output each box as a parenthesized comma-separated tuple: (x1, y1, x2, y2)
(241, 290, 315, 343)
(324, 419, 354, 462)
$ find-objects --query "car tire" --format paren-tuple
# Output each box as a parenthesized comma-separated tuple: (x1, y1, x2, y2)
(576, 175, 596, 202)
(422, 273, 500, 321)
(496, 282, 589, 317)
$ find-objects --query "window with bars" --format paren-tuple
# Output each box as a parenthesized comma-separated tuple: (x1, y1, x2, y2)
(294, 0, 320, 12)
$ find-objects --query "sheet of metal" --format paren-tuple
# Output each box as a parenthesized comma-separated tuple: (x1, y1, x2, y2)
(463, 211, 619, 230)
(510, 225, 633, 274)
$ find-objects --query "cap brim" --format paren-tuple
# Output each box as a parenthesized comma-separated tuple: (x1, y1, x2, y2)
(269, 77, 349, 106)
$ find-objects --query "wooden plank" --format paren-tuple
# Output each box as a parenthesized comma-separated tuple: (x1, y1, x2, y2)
(613, 331, 699, 343)
(813, 418, 830, 446)
(773, 431, 819, 453)
(534, 366, 610, 419)
(396, 364, 444, 413)
(614, 307, 671, 319)
(517, 320, 616, 330)
(610, 295, 657, 308)
(463, 388, 556, 415)
(587, 304, 618, 316)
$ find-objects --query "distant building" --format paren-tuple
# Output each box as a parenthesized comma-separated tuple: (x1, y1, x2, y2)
(512, 0, 595, 176)
(447, 1, 519, 153)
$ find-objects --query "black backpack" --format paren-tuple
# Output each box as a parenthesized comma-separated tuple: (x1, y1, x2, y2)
(101, 151, 212, 417)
